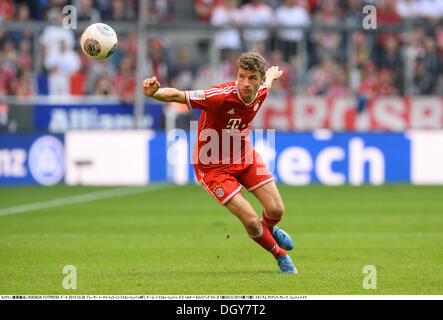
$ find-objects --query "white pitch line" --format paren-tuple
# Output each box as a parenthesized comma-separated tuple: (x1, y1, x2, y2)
(0, 185, 172, 217)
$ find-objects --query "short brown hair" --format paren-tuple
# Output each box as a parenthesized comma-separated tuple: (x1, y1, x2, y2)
(236, 52, 267, 78)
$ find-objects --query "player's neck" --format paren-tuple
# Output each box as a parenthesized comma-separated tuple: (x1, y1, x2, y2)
(240, 91, 255, 103)
(243, 96, 253, 103)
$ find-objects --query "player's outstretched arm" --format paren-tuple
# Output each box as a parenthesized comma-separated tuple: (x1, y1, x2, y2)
(264, 66, 284, 90)
(142, 76, 186, 104)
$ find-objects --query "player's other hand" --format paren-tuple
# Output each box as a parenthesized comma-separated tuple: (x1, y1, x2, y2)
(265, 66, 283, 81)
(142, 76, 160, 96)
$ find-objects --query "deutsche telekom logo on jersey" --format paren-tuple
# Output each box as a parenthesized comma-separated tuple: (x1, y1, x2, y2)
(166, 121, 275, 173)
(226, 118, 243, 130)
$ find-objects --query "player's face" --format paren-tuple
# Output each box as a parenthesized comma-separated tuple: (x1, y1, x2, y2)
(237, 68, 264, 103)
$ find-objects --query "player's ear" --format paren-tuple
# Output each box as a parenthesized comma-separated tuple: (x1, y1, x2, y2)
(262, 74, 266, 85)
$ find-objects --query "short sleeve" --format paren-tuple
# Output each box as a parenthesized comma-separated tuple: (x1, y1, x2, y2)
(184, 87, 225, 112)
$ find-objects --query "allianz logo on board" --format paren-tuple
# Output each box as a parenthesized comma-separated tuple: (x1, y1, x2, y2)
(48, 108, 154, 132)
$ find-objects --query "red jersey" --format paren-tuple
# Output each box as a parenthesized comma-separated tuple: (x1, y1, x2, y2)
(185, 81, 268, 168)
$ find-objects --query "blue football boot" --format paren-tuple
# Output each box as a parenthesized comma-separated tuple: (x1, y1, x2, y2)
(272, 226, 294, 251)
(277, 254, 298, 274)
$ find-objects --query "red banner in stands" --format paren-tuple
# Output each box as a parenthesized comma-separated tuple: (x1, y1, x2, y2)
(254, 96, 443, 131)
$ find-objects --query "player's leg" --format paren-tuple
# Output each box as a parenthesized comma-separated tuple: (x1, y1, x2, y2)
(195, 164, 296, 272)
(224, 192, 287, 261)
(225, 193, 296, 273)
(239, 150, 284, 225)
(195, 164, 262, 236)
(251, 181, 294, 251)
(251, 180, 284, 230)
(226, 189, 298, 274)
(223, 190, 261, 236)
(246, 181, 297, 272)
(238, 151, 294, 251)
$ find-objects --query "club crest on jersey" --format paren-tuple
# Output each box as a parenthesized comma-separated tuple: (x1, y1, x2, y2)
(190, 90, 205, 100)
(213, 184, 224, 198)
(253, 102, 260, 112)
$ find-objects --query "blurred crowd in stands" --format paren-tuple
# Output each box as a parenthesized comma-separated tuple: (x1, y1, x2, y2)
(0, 0, 442, 100)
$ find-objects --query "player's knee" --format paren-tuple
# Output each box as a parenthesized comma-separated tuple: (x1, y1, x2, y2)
(266, 202, 285, 219)
(243, 215, 261, 235)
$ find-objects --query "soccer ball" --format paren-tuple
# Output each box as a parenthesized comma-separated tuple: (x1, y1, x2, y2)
(80, 23, 118, 61)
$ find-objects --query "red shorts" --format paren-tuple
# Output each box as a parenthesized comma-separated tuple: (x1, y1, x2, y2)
(194, 151, 274, 206)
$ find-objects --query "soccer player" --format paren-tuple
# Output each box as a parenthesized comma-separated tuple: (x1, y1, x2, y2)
(142, 52, 297, 273)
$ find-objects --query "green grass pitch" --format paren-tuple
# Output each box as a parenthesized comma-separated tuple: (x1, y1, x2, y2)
(0, 184, 441, 295)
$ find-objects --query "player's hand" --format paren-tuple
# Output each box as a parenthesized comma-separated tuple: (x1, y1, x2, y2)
(264, 66, 283, 89)
(142, 76, 160, 97)
(265, 66, 283, 81)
